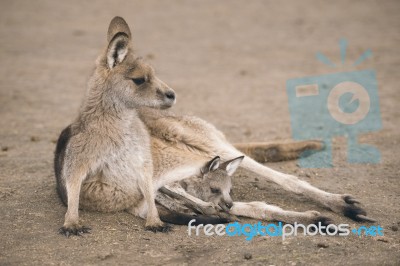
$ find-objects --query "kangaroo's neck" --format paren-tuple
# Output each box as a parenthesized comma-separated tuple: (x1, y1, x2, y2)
(78, 84, 140, 130)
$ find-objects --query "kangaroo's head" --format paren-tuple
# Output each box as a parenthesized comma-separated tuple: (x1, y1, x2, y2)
(182, 156, 244, 211)
(93, 16, 176, 110)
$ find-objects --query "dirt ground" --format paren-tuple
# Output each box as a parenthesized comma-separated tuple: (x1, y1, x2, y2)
(0, 0, 399, 265)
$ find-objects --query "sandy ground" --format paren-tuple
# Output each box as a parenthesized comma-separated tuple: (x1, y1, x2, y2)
(0, 0, 399, 265)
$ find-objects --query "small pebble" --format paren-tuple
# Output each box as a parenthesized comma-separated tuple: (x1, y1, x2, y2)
(391, 225, 398, 231)
(98, 252, 113, 261)
(1, 146, 8, 152)
(30, 136, 39, 142)
(244, 253, 252, 260)
(317, 242, 329, 248)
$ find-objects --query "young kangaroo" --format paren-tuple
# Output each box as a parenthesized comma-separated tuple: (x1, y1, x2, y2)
(54, 17, 177, 236)
(178, 156, 244, 211)
(159, 156, 335, 226)
(157, 156, 243, 217)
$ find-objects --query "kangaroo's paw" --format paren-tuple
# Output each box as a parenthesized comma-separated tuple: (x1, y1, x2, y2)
(198, 203, 219, 215)
(145, 222, 172, 233)
(330, 194, 376, 223)
(311, 215, 334, 226)
(308, 214, 341, 234)
(301, 210, 333, 226)
(59, 223, 91, 237)
(218, 211, 240, 223)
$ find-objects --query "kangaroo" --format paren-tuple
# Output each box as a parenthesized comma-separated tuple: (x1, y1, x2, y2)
(156, 156, 243, 218)
(176, 156, 243, 212)
(55, 17, 232, 236)
(158, 156, 335, 226)
(137, 104, 375, 224)
(54, 17, 178, 236)
(56, 16, 374, 237)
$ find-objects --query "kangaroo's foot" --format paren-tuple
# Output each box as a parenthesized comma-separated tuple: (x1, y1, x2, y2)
(328, 194, 376, 222)
(59, 222, 91, 237)
(145, 222, 172, 233)
(234, 140, 324, 163)
(145, 205, 173, 233)
(235, 155, 375, 223)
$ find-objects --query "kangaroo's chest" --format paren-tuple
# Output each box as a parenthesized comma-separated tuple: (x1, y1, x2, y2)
(98, 119, 152, 177)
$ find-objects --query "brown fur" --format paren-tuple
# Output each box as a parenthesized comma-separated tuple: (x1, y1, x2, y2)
(55, 17, 177, 236)
(138, 104, 374, 223)
(55, 17, 374, 237)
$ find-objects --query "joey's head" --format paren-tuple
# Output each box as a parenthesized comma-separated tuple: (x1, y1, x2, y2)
(94, 16, 176, 110)
(198, 156, 244, 211)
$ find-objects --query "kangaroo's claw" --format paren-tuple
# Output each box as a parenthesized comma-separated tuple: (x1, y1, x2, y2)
(145, 223, 172, 233)
(344, 195, 361, 204)
(59, 225, 91, 237)
(339, 195, 376, 223)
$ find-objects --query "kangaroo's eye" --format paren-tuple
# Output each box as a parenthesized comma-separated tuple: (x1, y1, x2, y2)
(210, 188, 221, 194)
(132, 77, 146, 86)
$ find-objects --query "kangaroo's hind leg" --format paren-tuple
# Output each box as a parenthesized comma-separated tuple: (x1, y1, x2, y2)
(218, 145, 376, 223)
(229, 201, 333, 226)
(233, 140, 324, 163)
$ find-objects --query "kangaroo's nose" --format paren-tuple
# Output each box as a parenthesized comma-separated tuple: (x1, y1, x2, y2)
(165, 91, 175, 100)
(225, 202, 233, 209)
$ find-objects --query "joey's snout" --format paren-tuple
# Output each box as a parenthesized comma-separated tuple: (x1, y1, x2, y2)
(219, 196, 234, 212)
(225, 201, 233, 209)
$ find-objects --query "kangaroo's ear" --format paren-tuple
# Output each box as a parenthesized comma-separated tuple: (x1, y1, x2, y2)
(107, 16, 131, 42)
(201, 156, 220, 175)
(221, 156, 244, 176)
(106, 17, 131, 69)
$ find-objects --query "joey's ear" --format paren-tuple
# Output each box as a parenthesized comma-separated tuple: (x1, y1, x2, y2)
(106, 17, 131, 69)
(221, 156, 244, 176)
(201, 156, 220, 175)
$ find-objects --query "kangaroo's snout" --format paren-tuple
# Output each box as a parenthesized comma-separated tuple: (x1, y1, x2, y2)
(160, 88, 176, 109)
(165, 90, 175, 101)
(219, 197, 233, 212)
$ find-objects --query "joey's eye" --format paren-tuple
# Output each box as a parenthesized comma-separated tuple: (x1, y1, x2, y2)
(132, 77, 146, 86)
(210, 188, 221, 194)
